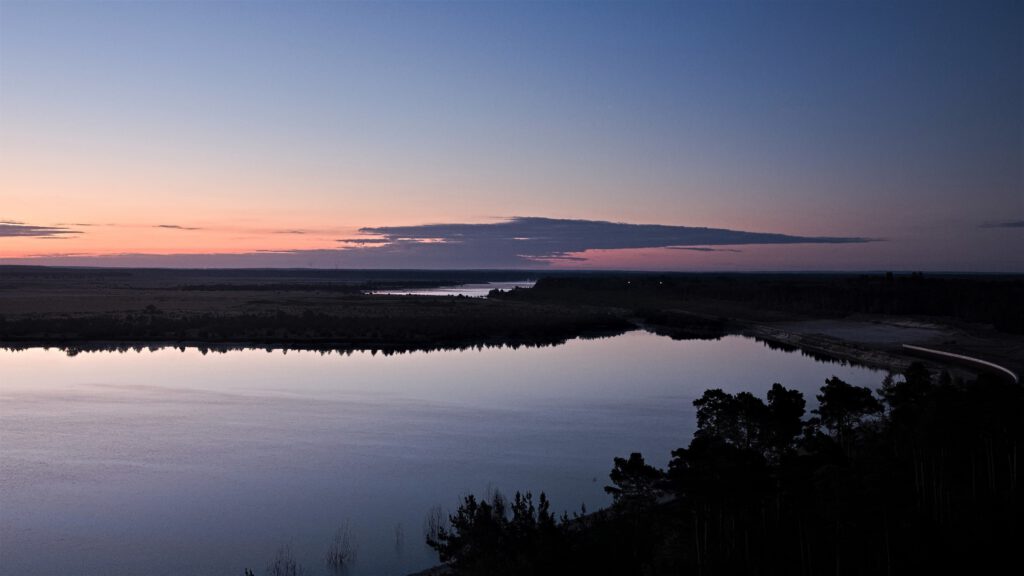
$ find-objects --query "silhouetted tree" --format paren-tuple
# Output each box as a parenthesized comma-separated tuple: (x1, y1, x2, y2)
(880, 362, 933, 416)
(605, 452, 664, 508)
(812, 376, 882, 446)
(693, 388, 738, 441)
(765, 383, 806, 458)
(426, 490, 561, 576)
(733, 391, 770, 451)
(692, 387, 802, 459)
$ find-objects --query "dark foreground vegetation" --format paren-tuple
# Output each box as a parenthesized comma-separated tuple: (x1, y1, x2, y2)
(423, 363, 1022, 576)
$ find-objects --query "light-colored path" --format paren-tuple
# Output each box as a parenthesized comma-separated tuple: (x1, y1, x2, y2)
(902, 344, 1020, 384)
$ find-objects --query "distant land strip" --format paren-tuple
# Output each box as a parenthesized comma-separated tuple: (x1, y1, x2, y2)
(1, 269, 1022, 378)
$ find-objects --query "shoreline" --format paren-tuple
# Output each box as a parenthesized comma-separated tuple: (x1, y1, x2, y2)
(4, 269, 1021, 381)
(0, 321, 990, 384)
(0, 328, 631, 356)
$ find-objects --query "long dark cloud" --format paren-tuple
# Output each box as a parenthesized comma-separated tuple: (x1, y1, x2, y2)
(980, 220, 1024, 229)
(671, 246, 743, 253)
(155, 224, 203, 231)
(337, 238, 389, 245)
(355, 216, 872, 265)
(0, 216, 873, 268)
(0, 221, 82, 238)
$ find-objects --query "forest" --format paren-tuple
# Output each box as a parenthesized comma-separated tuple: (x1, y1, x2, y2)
(424, 363, 1022, 575)
(495, 273, 1024, 334)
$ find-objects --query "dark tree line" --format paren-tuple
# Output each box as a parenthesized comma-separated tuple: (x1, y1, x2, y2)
(497, 274, 1024, 334)
(0, 302, 629, 348)
(425, 364, 1022, 575)
(426, 491, 563, 576)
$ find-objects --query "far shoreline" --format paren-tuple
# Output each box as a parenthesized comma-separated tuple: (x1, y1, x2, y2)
(3, 318, 1013, 387)
(2, 268, 1021, 382)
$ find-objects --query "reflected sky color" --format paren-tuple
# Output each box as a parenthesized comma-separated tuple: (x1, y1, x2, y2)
(1, 0, 1021, 270)
(0, 332, 887, 575)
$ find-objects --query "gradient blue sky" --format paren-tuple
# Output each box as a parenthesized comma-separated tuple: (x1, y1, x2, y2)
(1, 0, 1021, 270)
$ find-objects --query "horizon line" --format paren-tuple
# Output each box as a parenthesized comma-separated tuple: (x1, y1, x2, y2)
(1, 264, 1019, 276)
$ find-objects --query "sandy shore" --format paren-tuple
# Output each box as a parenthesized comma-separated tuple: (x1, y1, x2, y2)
(739, 315, 1022, 384)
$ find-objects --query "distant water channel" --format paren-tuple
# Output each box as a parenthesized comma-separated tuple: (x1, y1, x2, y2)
(0, 332, 886, 576)
(369, 280, 535, 297)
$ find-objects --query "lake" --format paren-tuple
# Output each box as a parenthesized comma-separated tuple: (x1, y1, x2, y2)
(369, 280, 536, 297)
(0, 332, 886, 576)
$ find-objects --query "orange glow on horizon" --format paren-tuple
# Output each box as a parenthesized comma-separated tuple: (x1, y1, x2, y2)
(0, 222, 366, 259)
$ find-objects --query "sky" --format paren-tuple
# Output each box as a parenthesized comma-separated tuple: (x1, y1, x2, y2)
(1, 0, 1021, 271)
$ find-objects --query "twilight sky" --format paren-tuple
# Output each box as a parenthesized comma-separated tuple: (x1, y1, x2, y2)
(1, 0, 1021, 271)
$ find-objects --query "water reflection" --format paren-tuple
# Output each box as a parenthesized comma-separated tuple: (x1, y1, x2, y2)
(0, 328, 628, 358)
(0, 332, 887, 575)
(0, 331, 872, 370)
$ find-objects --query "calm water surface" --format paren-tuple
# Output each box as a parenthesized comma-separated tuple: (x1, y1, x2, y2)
(0, 332, 885, 575)
(369, 280, 535, 297)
